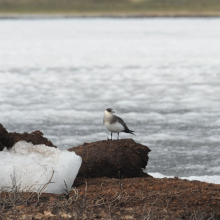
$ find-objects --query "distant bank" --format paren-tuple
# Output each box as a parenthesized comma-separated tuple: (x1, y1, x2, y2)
(1, 13, 220, 19)
(0, 0, 220, 18)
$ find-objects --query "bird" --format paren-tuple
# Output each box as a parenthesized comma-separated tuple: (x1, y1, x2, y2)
(103, 108, 134, 140)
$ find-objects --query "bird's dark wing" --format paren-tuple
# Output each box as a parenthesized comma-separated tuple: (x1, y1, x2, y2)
(115, 115, 133, 133)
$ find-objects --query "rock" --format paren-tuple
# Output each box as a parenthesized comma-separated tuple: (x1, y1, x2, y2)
(59, 212, 72, 218)
(0, 123, 56, 150)
(123, 215, 134, 219)
(44, 210, 55, 218)
(35, 213, 44, 219)
(20, 214, 33, 220)
(16, 205, 25, 210)
(68, 139, 151, 178)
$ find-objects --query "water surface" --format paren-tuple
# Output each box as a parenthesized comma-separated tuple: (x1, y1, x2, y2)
(1, 18, 220, 177)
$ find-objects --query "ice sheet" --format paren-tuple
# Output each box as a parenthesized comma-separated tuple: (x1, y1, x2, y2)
(0, 141, 82, 194)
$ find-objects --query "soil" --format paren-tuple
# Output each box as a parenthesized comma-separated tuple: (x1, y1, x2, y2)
(1, 176, 220, 219)
(68, 139, 150, 178)
(0, 123, 56, 150)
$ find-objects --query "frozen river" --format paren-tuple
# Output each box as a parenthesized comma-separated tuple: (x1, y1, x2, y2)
(1, 18, 220, 179)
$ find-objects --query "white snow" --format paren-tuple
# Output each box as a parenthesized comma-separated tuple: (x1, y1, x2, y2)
(148, 172, 175, 179)
(0, 141, 82, 194)
(181, 175, 220, 184)
(149, 172, 220, 185)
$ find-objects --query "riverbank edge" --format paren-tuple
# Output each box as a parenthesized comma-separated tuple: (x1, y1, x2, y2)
(1, 11, 220, 19)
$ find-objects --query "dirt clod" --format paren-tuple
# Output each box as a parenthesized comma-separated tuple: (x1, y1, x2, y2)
(0, 123, 56, 150)
(69, 139, 151, 178)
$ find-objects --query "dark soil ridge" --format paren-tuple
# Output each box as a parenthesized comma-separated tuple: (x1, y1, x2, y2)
(0, 123, 56, 151)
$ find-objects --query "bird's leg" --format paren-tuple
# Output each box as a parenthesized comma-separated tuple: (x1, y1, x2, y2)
(111, 132, 112, 140)
(117, 132, 119, 140)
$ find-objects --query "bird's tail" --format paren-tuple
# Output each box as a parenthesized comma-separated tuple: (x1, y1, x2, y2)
(129, 130, 135, 135)
(124, 129, 135, 135)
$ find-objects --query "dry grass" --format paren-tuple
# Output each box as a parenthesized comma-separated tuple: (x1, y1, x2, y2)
(1, 177, 220, 219)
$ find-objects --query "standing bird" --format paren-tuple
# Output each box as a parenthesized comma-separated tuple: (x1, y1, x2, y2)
(103, 108, 134, 140)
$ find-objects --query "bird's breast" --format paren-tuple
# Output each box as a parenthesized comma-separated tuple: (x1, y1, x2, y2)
(104, 122, 124, 133)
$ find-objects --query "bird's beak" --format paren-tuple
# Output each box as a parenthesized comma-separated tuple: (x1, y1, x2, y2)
(112, 111, 115, 113)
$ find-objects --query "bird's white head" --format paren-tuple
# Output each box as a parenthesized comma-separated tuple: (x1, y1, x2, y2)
(105, 108, 115, 116)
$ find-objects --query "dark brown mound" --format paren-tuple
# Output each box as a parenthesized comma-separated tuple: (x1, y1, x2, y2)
(0, 123, 8, 151)
(68, 139, 151, 178)
(0, 123, 56, 150)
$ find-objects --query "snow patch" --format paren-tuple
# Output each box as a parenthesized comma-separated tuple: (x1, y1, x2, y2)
(0, 141, 82, 194)
(149, 172, 220, 184)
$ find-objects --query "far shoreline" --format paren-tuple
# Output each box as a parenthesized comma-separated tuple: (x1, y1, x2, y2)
(1, 12, 220, 19)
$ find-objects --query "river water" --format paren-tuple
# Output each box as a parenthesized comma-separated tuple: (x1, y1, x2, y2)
(1, 18, 220, 180)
